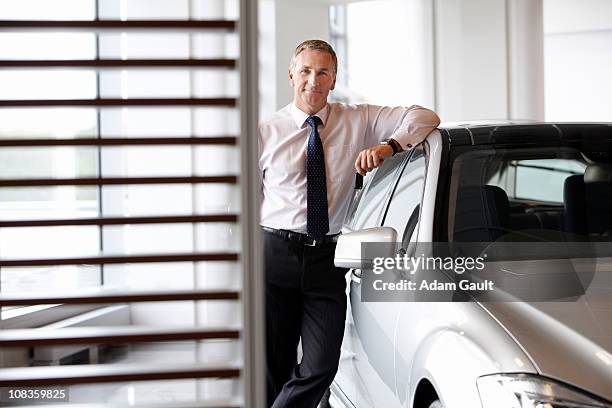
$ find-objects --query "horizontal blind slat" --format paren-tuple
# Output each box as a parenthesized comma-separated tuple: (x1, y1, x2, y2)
(0, 214, 238, 227)
(0, 59, 236, 68)
(0, 176, 237, 187)
(11, 400, 243, 408)
(0, 326, 240, 347)
(0, 363, 241, 386)
(0, 98, 236, 107)
(0, 253, 238, 267)
(0, 20, 236, 30)
(0, 289, 240, 306)
(0, 137, 237, 147)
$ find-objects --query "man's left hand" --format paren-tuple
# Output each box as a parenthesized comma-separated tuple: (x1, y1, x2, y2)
(354, 144, 394, 176)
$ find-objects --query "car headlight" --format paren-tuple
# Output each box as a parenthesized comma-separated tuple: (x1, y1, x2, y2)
(477, 374, 611, 408)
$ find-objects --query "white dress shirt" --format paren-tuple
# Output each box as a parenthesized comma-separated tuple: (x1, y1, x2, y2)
(259, 102, 440, 235)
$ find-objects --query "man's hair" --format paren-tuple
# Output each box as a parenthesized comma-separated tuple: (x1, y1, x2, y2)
(289, 39, 338, 75)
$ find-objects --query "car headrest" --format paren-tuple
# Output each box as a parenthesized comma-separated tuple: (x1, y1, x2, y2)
(563, 175, 586, 235)
(484, 185, 510, 223)
(564, 171, 612, 237)
(584, 163, 612, 183)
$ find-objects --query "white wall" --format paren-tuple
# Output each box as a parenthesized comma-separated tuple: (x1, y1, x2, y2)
(543, 0, 612, 34)
(259, 0, 330, 120)
(260, 0, 612, 124)
(435, 0, 508, 121)
(276, 0, 330, 110)
(345, 0, 435, 108)
(543, 0, 612, 121)
(259, 0, 277, 120)
(264, 0, 547, 123)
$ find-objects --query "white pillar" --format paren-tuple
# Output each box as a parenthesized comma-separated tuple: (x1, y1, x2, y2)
(507, 0, 544, 120)
(410, 0, 437, 109)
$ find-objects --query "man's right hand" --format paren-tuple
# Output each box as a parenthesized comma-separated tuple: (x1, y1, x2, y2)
(354, 144, 394, 176)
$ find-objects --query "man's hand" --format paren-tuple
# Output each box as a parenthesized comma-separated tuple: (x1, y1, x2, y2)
(355, 144, 394, 176)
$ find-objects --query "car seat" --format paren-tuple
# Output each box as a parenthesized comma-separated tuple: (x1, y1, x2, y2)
(453, 185, 510, 242)
(563, 163, 612, 239)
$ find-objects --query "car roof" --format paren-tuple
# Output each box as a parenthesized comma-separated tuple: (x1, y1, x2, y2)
(438, 121, 612, 147)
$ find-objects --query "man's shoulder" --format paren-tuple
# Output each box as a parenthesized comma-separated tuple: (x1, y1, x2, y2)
(328, 101, 370, 117)
(259, 104, 292, 131)
(330, 102, 422, 118)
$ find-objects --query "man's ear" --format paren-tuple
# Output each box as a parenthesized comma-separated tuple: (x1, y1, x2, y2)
(331, 75, 336, 91)
(288, 69, 295, 87)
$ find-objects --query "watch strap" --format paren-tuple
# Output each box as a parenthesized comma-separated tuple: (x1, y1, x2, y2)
(382, 138, 402, 155)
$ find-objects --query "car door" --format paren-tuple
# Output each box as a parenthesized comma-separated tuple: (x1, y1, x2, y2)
(357, 146, 428, 407)
(340, 146, 428, 408)
(334, 151, 410, 406)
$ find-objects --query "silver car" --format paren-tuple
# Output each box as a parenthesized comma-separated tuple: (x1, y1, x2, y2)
(330, 123, 612, 408)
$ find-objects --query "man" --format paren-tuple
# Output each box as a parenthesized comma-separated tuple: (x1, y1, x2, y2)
(259, 39, 439, 407)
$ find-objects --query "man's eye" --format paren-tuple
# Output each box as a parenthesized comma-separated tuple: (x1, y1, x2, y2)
(301, 69, 309, 74)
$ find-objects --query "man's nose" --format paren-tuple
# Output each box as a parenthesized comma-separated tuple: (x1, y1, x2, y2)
(307, 73, 318, 86)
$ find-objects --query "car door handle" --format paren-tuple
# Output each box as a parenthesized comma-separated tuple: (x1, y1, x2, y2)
(351, 269, 362, 284)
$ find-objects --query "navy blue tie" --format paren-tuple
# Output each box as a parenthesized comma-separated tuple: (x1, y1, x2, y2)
(305, 116, 329, 238)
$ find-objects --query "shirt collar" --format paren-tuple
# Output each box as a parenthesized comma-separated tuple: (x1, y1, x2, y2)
(290, 102, 330, 129)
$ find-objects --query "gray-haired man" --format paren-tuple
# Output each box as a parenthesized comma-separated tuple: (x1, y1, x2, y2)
(259, 39, 440, 407)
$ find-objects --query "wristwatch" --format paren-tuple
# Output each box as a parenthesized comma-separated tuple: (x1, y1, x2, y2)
(380, 138, 403, 156)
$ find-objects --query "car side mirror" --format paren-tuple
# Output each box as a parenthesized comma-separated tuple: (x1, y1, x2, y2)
(334, 227, 397, 269)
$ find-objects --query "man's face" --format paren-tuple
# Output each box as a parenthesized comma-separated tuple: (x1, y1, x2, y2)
(289, 49, 336, 115)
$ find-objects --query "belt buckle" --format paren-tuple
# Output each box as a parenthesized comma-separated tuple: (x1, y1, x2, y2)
(305, 237, 318, 247)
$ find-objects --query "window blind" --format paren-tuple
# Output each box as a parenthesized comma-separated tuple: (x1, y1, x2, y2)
(0, 0, 263, 406)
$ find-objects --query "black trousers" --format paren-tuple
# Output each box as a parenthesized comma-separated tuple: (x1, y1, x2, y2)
(264, 230, 347, 408)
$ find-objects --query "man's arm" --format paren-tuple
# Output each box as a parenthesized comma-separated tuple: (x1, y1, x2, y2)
(355, 105, 440, 176)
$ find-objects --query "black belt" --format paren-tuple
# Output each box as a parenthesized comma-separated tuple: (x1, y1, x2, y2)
(262, 227, 340, 246)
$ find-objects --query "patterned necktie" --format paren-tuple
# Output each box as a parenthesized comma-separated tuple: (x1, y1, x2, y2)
(305, 115, 329, 238)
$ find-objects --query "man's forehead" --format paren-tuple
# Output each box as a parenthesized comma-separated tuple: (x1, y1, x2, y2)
(295, 50, 334, 69)
(299, 64, 331, 71)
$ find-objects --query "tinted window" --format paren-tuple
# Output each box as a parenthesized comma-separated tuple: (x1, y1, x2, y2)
(383, 146, 426, 251)
(450, 146, 612, 243)
(347, 151, 408, 230)
(514, 159, 585, 202)
(489, 158, 585, 203)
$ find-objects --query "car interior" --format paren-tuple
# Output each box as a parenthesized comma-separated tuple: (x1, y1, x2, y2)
(452, 150, 612, 243)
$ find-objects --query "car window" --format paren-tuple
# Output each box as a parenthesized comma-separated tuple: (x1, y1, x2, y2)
(514, 159, 585, 202)
(347, 151, 409, 230)
(489, 158, 585, 203)
(450, 146, 612, 243)
(382, 145, 426, 251)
